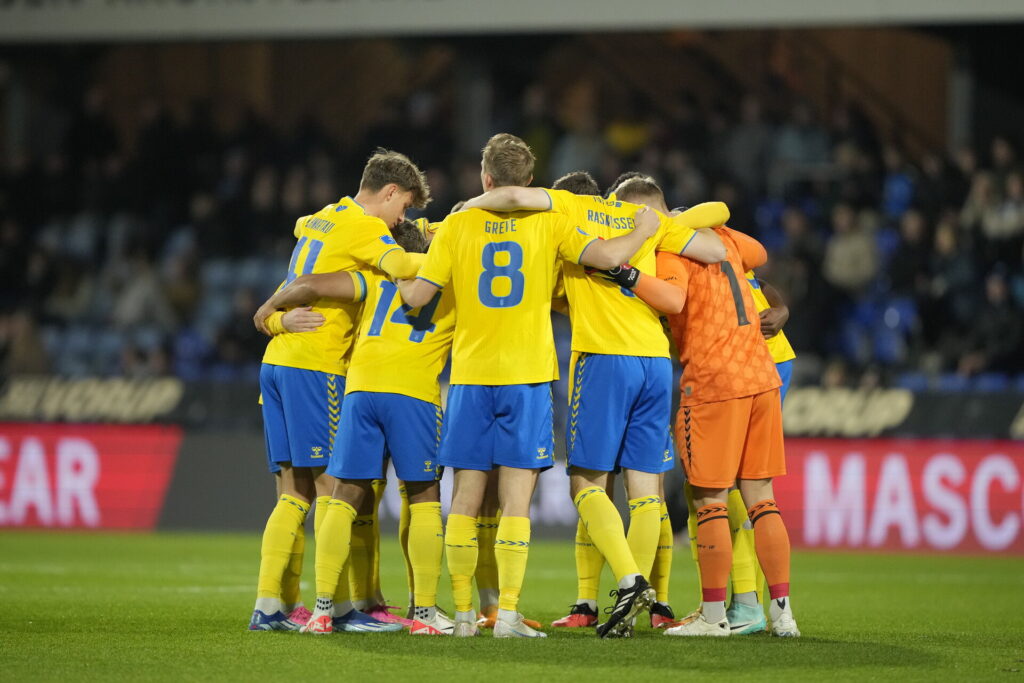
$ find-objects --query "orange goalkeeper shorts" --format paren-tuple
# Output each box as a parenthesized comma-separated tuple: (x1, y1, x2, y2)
(675, 388, 785, 489)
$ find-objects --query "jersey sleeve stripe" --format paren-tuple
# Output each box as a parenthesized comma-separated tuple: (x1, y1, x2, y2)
(678, 231, 697, 255)
(377, 247, 400, 270)
(541, 189, 554, 211)
(417, 275, 444, 289)
(576, 238, 600, 264)
(353, 272, 367, 302)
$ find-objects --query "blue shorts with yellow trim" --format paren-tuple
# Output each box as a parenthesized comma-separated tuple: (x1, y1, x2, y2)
(327, 391, 442, 482)
(439, 383, 555, 471)
(776, 359, 794, 404)
(260, 363, 342, 473)
(566, 353, 674, 475)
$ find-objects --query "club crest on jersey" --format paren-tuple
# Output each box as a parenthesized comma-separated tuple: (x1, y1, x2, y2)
(311, 446, 324, 459)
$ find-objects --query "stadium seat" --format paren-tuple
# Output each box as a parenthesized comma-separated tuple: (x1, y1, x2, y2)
(972, 372, 1010, 392)
(936, 373, 970, 392)
(895, 371, 930, 392)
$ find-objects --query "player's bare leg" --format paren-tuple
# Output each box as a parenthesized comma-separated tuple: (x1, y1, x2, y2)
(666, 486, 731, 637)
(446, 468, 488, 636)
(737, 478, 799, 637)
(251, 465, 315, 631)
(404, 479, 453, 635)
(492, 466, 547, 638)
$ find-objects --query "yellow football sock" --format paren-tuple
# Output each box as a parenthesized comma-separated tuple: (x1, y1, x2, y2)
(574, 487, 638, 582)
(314, 496, 331, 538)
(281, 523, 305, 609)
(475, 514, 500, 607)
(370, 479, 386, 602)
(398, 485, 414, 601)
(445, 513, 478, 613)
(684, 482, 702, 597)
(257, 495, 309, 600)
(495, 515, 531, 612)
(314, 499, 356, 598)
(574, 518, 605, 603)
(754, 554, 766, 604)
(348, 513, 375, 607)
(729, 488, 759, 596)
(409, 502, 444, 607)
(650, 501, 674, 603)
(626, 495, 662, 578)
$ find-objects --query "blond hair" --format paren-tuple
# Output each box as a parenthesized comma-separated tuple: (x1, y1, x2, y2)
(481, 133, 535, 187)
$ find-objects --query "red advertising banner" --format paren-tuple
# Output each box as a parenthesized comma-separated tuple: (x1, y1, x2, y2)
(775, 438, 1024, 554)
(0, 423, 182, 530)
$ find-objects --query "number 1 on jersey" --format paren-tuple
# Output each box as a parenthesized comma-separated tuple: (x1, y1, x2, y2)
(367, 280, 441, 343)
(721, 262, 750, 326)
(285, 236, 325, 284)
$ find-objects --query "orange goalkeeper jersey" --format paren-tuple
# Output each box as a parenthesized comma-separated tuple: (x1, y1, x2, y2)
(657, 227, 780, 407)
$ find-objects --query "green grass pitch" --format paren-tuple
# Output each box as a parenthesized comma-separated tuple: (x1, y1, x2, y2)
(0, 532, 1022, 681)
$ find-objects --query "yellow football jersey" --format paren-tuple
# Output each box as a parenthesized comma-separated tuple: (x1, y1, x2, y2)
(262, 196, 406, 375)
(546, 189, 702, 357)
(345, 271, 455, 405)
(746, 270, 796, 363)
(416, 208, 596, 385)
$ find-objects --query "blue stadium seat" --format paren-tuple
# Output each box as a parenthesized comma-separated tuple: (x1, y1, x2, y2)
(235, 258, 265, 289)
(200, 259, 234, 290)
(972, 372, 1010, 392)
(895, 371, 930, 392)
(936, 373, 970, 392)
(93, 330, 125, 376)
(875, 227, 901, 263)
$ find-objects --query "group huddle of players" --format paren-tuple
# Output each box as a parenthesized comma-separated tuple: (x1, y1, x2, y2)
(246, 133, 800, 639)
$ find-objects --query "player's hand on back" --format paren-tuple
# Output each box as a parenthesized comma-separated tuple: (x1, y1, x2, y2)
(282, 306, 326, 333)
(759, 305, 789, 339)
(633, 206, 660, 240)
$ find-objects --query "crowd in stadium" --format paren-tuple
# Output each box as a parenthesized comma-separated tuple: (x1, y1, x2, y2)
(2, 80, 1023, 387)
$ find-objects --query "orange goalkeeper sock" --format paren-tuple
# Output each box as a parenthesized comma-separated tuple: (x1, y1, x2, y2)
(695, 503, 731, 623)
(748, 499, 791, 600)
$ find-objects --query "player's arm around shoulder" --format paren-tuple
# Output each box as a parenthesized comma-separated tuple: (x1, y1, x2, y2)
(461, 186, 553, 213)
(722, 227, 768, 271)
(655, 251, 691, 304)
(252, 271, 363, 336)
(397, 219, 450, 308)
(578, 205, 660, 269)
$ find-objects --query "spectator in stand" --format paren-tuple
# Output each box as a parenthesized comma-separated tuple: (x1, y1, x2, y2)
(723, 95, 772, 197)
(889, 210, 932, 299)
(771, 101, 831, 179)
(986, 171, 1024, 263)
(0, 310, 51, 375)
(823, 203, 879, 297)
(957, 271, 1023, 376)
(881, 145, 916, 221)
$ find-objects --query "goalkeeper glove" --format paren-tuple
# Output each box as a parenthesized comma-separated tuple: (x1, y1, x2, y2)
(586, 264, 640, 290)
